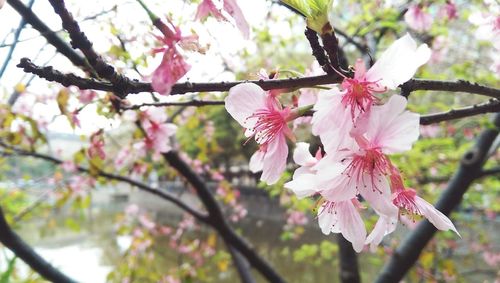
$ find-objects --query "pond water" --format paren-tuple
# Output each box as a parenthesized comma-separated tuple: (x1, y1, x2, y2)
(10, 187, 500, 283)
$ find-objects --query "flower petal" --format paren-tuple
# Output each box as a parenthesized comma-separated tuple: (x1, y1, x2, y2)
(293, 142, 316, 166)
(338, 200, 367, 253)
(260, 134, 288, 184)
(416, 196, 460, 236)
(364, 95, 420, 154)
(225, 83, 268, 129)
(285, 173, 319, 198)
(249, 150, 264, 173)
(366, 33, 431, 89)
(365, 215, 398, 252)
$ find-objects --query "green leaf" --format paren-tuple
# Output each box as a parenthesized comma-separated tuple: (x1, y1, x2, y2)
(0, 256, 17, 283)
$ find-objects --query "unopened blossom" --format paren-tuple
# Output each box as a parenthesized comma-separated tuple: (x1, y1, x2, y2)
(88, 130, 105, 160)
(78, 90, 97, 104)
(312, 34, 430, 151)
(318, 199, 366, 252)
(225, 83, 297, 184)
(404, 4, 433, 32)
(439, 1, 458, 20)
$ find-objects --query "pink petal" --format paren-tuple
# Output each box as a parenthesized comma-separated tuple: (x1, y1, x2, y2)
(284, 173, 319, 198)
(338, 200, 367, 253)
(365, 95, 420, 154)
(365, 215, 398, 252)
(293, 142, 316, 166)
(249, 150, 264, 173)
(260, 134, 288, 184)
(358, 174, 398, 218)
(225, 83, 268, 129)
(365, 33, 431, 89)
(416, 196, 460, 236)
(318, 208, 339, 235)
(223, 0, 250, 38)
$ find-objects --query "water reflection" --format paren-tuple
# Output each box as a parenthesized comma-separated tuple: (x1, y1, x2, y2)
(12, 188, 500, 283)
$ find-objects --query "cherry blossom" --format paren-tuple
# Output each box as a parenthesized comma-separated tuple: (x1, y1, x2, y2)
(225, 83, 297, 184)
(0, 0, 4, 9)
(140, 108, 177, 153)
(88, 130, 105, 160)
(151, 48, 191, 95)
(404, 4, 433, 32)
(195, 0, 249, 38)
(390, 168, 459, 235)
(318, 199, 366, 252)
(312, 34, 430, 151)
(439, 1, 458, 20)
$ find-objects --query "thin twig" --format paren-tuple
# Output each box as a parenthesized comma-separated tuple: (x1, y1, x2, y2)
(124, 100, 224, 110)
(420, 99, 500, 125)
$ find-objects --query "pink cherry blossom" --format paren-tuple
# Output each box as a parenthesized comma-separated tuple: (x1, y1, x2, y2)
(195, 0, 249, 38)
(225, 83, 296, 184)
(404, 4, 433, 32)
(78, 90, 97, 104)
(439, 1, 458, 20)
(389, 166, 459, 235)
(151, 48, 191, 95)
(196, 0, 226, 21)
(0, 0, 4, 9)
(312, 34, 430, 151)
(61, 160, 77, 173)
(318, 199, 367, 252)
(88, 130, 105, 160)
(140, 108, 177, 154)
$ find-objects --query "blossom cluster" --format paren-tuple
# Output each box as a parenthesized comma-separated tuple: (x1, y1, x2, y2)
(225, 34, 459, 252)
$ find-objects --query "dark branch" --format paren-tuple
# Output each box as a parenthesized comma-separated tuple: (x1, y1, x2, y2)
(17, 57, 341, 94)
(420, 99, 500, 125)
(47, 0, 133, 97)
(124, 100, 225, 110)
(19, 57, 500, 101)
(375, 113, 500, 283)
(403, 79, 500, 100)
(162, 151, 286, 283)
(478, 167, 500, 178)
(0, 207, 77, 283)
(337, 234, 361, 283)
(304, 28, 334, 74)
(6, 0, 88, 71)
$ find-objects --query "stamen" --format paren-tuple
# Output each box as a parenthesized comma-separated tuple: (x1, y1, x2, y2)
(245, 107, 287, 147)
(342, 148, 391, 193)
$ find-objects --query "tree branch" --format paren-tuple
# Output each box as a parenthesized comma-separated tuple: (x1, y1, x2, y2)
(304, 28, 334, 74)
(162, 151, 286, 283)
(6, 0, 89, 71)
(0, 207, 77, 283)
(403, 79, 500, 100)
(16, 57, 341, 94)
(124, 100, 225, 110)
(420, 99, 500, 125)
(337, 234, 361, 283)
(0, 0, 36, 81)
(374, 113, 500, 283)
(46, 0, 132, 97)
